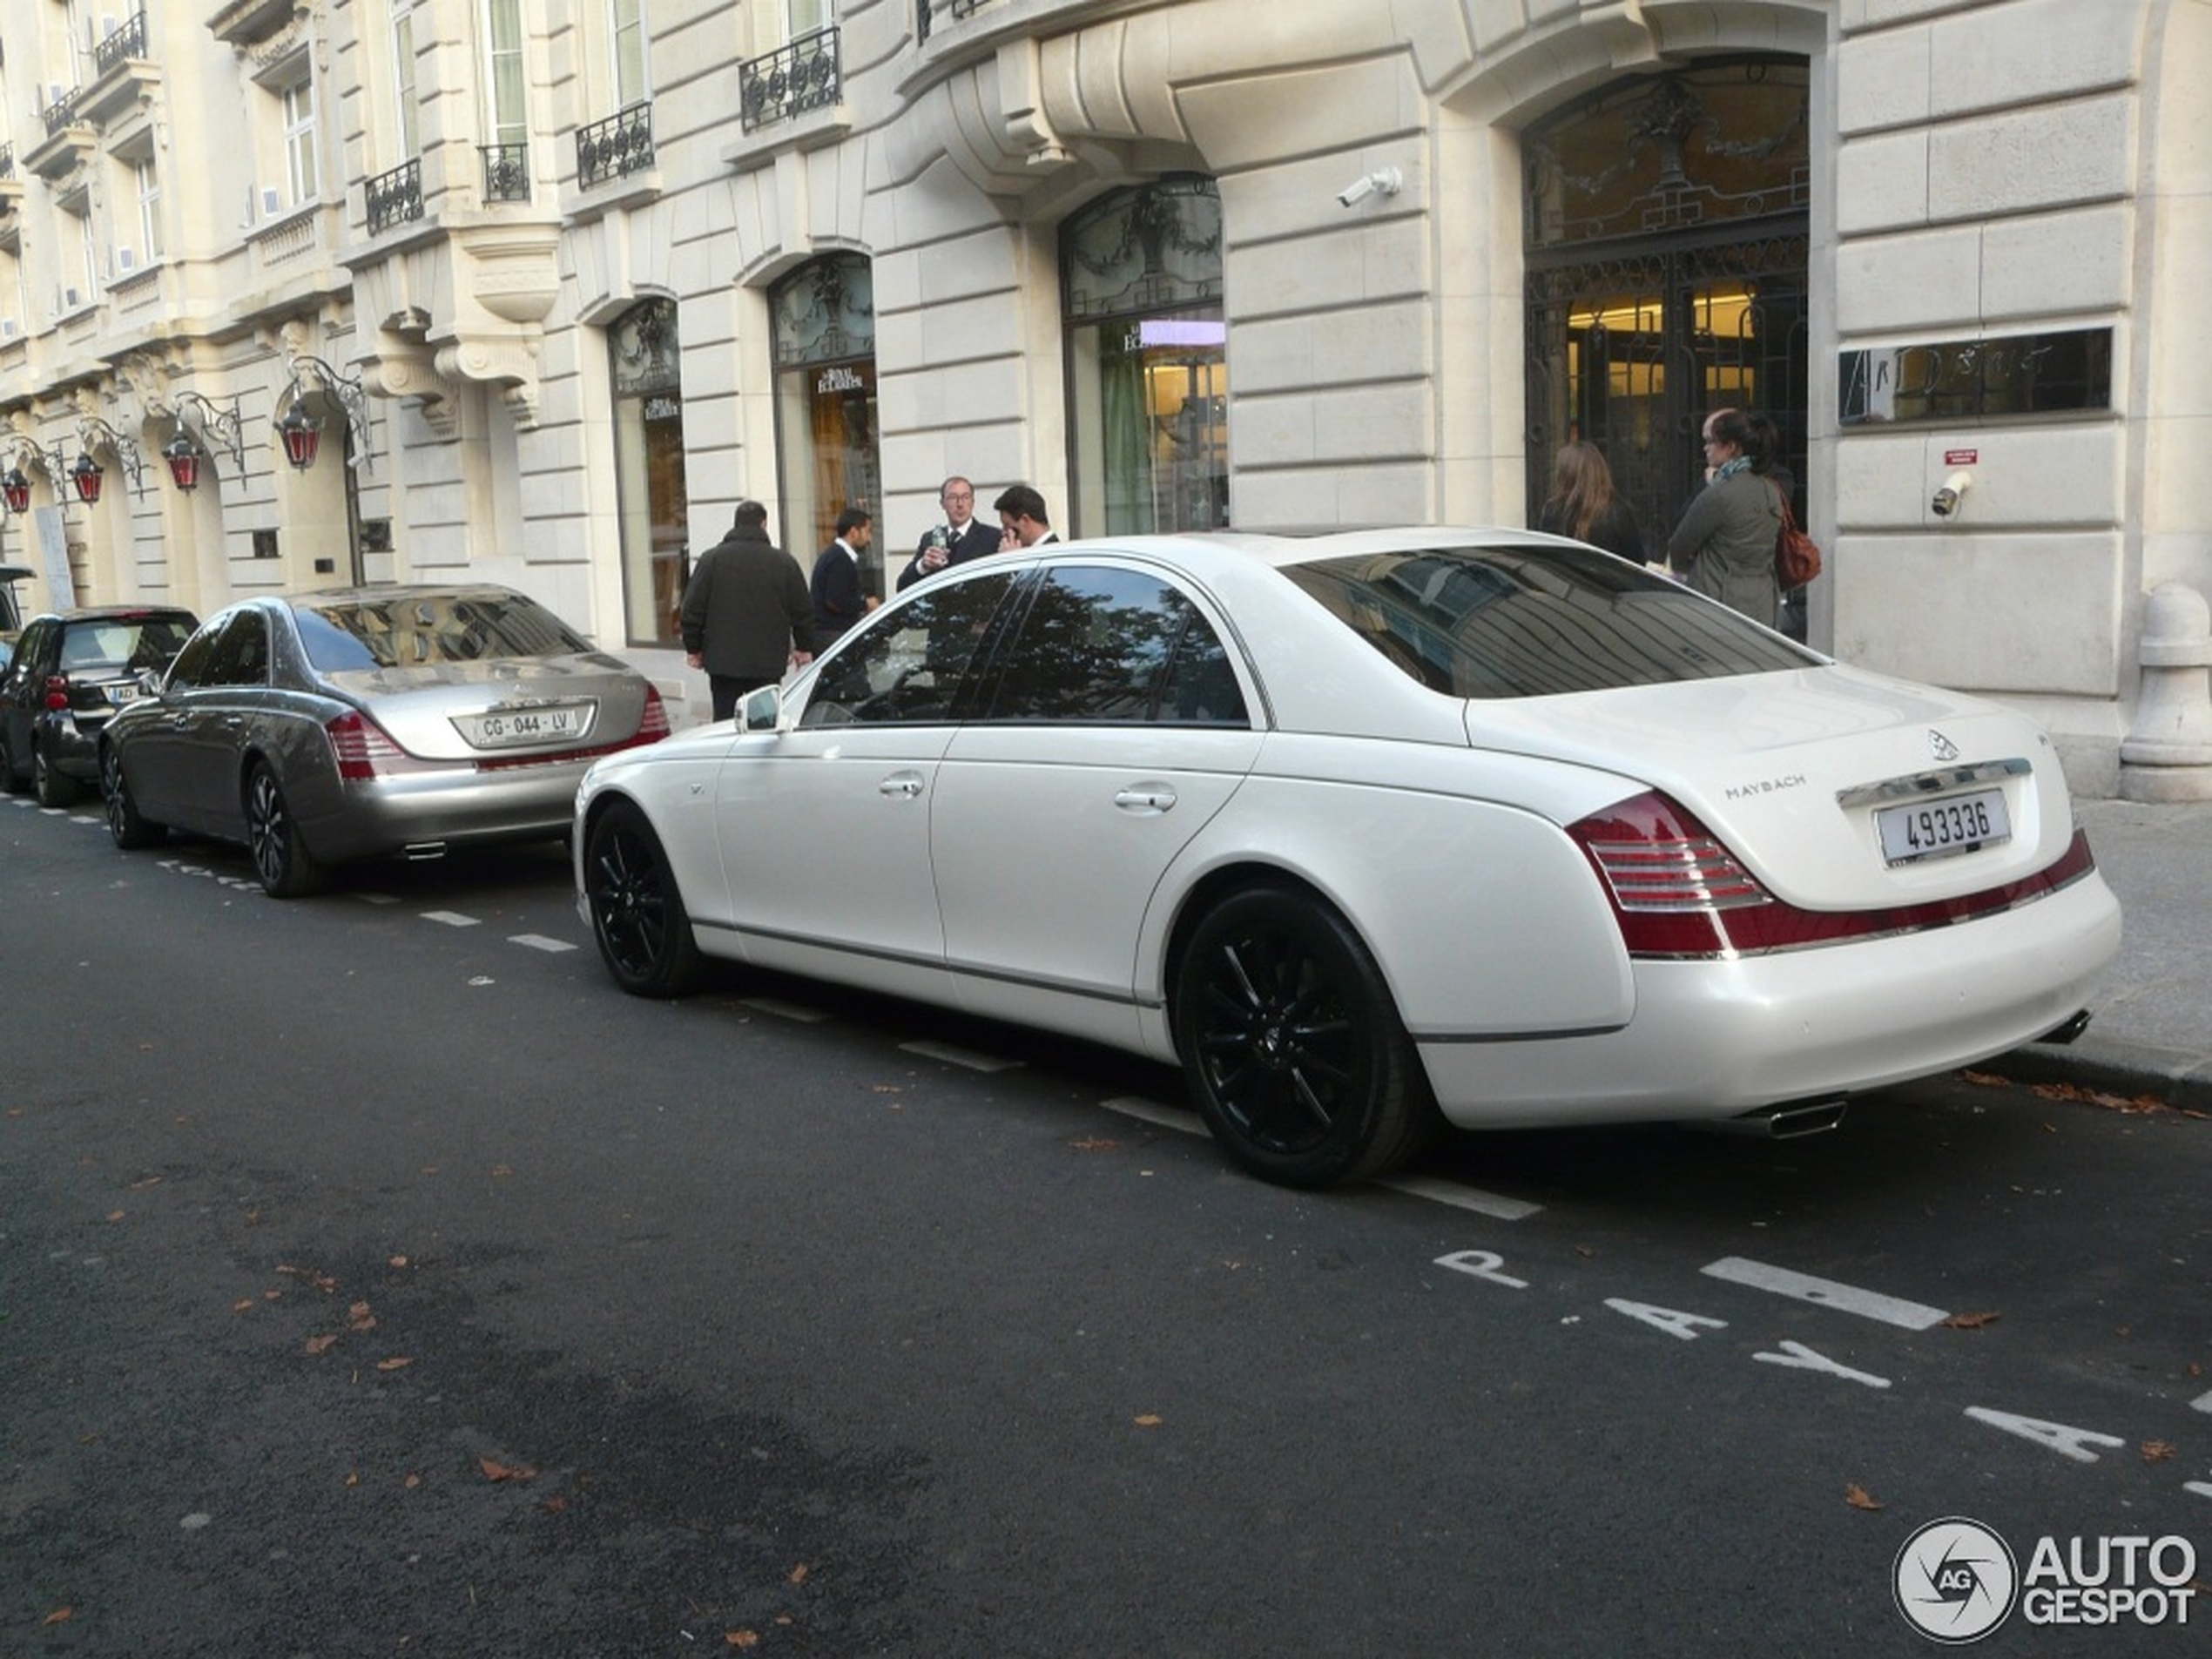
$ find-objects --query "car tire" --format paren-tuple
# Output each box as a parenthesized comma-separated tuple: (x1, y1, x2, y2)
(0, 731, 24, 795)
(33, 745, 79, 808)
(584, 799, 703, 997)
(102, 745, 164, 850)
(245, 762, 326, 898)
(1173, 885, 1439, 1189)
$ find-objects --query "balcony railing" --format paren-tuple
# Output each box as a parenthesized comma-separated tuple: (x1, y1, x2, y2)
(917, 0, 995, 44)
(0, 145, 14, 180)
(577, 103, 653, 187)
(42, 87, 83, 137)
(740, 28, 840, 133)
(481, 143, 531, 203)
(94, 10, 148, 75)
(366, 158, 424, 233)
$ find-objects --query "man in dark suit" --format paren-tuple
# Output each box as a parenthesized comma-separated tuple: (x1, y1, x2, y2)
(810, 507, 877, 645)
(678, 501, 817, 722)
(993, 483, 1060, 549)
(896, 475, 999, 590)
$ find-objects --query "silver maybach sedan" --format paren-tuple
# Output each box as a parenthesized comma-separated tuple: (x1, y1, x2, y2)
(102, 583, 669, 896)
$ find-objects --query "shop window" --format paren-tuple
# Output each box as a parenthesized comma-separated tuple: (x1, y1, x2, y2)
(771, 253, 881, 598)
(608, 297, 689, 644)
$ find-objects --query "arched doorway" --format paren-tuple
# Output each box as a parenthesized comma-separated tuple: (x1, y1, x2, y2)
(1523, 59, 1811, 562)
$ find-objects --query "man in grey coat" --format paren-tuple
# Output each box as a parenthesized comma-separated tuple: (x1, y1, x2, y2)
(679, 501, 818, 721)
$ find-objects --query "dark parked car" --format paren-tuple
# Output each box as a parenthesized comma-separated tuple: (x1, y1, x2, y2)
(101, 583, 670, 896)
(0, 605, 199, 806)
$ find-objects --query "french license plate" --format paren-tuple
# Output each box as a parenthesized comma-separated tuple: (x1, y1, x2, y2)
(106, 684, 138, 705)
(1875, 787, 2012, 866)
(461, 703, 593, 748)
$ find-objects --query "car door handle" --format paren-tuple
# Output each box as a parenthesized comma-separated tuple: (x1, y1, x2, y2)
(879, 772, 926, 799)
(1115, 786, 1177, 813)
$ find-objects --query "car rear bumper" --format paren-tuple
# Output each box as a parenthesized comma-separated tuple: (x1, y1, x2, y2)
(299, 762, 587, 862)
(1416, 867, 2123, 1129)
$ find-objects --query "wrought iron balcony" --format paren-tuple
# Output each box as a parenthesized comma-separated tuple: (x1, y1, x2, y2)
(93, 10, 148, 75)
(367, 158, 424, 233)
(577, 103, 653, 187)
(0, 145, 13, 181)
(917, 0, 995, 44)
(42, 88, 84, 138)
(740, 27, 840, 133)
(481, 143, 530, 204)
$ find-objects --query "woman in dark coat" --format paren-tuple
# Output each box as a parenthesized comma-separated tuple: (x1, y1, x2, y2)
(1668, 408, 1784, 629)
(1535, 440, 1645, 564)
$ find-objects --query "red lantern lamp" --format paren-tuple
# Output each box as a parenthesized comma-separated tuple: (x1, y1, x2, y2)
(163, 435, 203, 492)
(278, 401, 321, 471)
(70, 454, 105, 504)
(1, 469, 30, 514)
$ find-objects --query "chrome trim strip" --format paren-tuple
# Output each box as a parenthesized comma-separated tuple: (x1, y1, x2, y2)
(1834, 756, 2031, 811)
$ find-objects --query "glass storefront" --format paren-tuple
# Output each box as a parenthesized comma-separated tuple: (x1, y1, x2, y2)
(1062, 176, 1228, 536)
(772, 254, 883, 597)
(608, 297, 690, 644)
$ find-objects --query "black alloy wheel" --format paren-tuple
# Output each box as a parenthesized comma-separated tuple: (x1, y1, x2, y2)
(245, 762, 326, 898)
(1174, 886, 1438, 1188)
(102, 744, 164, 849)
(33, 744, 79, 808)
(584, 799, 702, 997)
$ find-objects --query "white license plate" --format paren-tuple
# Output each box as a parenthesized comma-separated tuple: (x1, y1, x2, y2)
(1875, 787, 2012, 866)
(106, 684, 138, 705)
(460, 703, 594, 748)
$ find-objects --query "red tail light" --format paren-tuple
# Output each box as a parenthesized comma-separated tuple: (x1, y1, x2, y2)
(44, 674, 70, 711)
(1569, 789, 2099, 959)
(626, 683, 671, 746)
(327, 710, 421, 780)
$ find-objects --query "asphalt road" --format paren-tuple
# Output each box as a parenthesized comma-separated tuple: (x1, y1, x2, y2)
(3, 796, 2207, 1657)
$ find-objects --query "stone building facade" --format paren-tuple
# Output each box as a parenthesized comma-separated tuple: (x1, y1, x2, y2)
(2, 0, 2206, 794)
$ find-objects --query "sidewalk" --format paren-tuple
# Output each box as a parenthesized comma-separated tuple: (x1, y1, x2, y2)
(2002, 797, 2212, 1111)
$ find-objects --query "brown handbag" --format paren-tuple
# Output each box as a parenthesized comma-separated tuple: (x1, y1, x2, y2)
(1775, 488, 1822, 588)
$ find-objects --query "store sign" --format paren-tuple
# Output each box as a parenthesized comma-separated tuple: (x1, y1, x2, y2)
(817, 365, 868, 395)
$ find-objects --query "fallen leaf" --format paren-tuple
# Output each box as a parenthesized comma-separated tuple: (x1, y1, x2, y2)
(375, 1357, 413, 1372)
(1846, 1484, 1883, 1511)
(233, 1298, 256, 1314)
(129, 1175, 164, 1190)
(542, 1495, 567, 1513)
(1070, 1137, 1118, 1152)
(389, 1255, 410, 1269)
(106, 1210, 125, 1223)
(1941, 1312, 2001, 1330)
(2142, 1441, 2177, 1462)
(347, 1302, 377, 1332)
(304, 1334, 340, 1355)
(44, 1608, 72, 1625)
(345, 1471, 360, 1487)
(404, 1474, 421, 1489)
(725, 1631, 759, 1649)
(1134, 1413, 1163, 1427)
(480, 1457, 536, 1483)
(788, 1563, 810, 1585)
(489, 1164, 514, 1178)
(1959, 1070, 2008, 1088)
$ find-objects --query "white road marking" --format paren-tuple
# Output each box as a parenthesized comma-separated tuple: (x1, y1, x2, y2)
(1755, 1340, 1892, 1389)
(1434, 1250, 1528, 1288)
(900, 1039, 1022, 1073)
(743, 996, 831, 1023)
(1380, 1173, 1543, 1220)
(420, 910, 481, 928)
(1964, 1407, 2126, 1465)
(509, 934, 577, 954)
(2194, 1390, 2212, 1416)
(1701, 1256, 1948, 1330)
(1100, 1096, 1203, 1135)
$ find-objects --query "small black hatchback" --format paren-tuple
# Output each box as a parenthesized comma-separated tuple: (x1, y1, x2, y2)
(0, 606, 199, 806)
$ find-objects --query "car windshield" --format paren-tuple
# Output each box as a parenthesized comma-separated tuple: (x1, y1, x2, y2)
(63, 614, 197, 672)
(295, 592, 592, 671)
(1279, 542, 1816, 698)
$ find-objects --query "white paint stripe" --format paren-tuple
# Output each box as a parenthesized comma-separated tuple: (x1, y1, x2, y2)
(1100, 1096, 1206, 1136)
(900, 1039, 1022, 1073)
(1378, 1173, 1543, 1220)
(743, 996, 831, 1023)
(2192, 1390, 2212, 1416)
(1700, 1256, 1948, 1331)
(509, 934, 577, 954)
(70, 813, 100, 826)
(420, 910, 481, 928)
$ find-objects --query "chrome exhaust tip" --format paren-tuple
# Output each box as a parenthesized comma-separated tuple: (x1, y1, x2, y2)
(1710, 1098, 1849, 1139)
(2037, 1008, 2093, 1046)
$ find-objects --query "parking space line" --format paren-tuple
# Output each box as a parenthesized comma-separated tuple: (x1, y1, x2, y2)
(2193, 1390, 2212, 1416)
(420, 911, 481, 928)
(900, 1039, 1023, 1073)
(509, 934, 577, 954)
(1701, 1256, 1948, 1330)
(1379, 1173, 1544, 1220)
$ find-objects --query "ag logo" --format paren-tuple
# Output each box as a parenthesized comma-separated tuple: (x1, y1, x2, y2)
(1894, 1516, 2019, 1642)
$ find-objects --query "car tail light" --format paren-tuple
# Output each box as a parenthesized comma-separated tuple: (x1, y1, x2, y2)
(327, 710, 426, 780)
(630, 683, 671, 745)
(44, 674, 70, 711)
(1569, 789, 2101, 959)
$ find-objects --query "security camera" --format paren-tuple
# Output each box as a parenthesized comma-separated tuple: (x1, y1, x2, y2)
(1335, 167, 1403, 209)
(1931, 469, 1973, 518)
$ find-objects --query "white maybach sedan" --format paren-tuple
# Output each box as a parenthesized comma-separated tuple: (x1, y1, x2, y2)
(575, 529, 2121, 1188)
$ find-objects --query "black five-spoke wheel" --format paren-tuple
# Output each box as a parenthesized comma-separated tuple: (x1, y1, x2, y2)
(246, 762, 325, 898)
(102, 744, 164, 850)
(585, 799, 702, 997)
(1174, 886, 1437, 1188)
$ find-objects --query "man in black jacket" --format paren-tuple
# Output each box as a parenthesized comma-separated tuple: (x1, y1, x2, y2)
(896, 475, 1000, 590)
(679, 501, 817, 721)
(810, 507, 876, 645)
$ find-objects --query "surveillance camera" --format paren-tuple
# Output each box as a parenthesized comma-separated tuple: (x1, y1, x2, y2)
(1337, 175, 1376, 208)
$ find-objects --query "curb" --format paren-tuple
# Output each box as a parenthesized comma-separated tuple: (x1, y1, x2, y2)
(1975, 1038, 2212, 1118)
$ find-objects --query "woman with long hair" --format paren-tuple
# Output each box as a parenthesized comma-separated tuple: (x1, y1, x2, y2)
(1667, 408, 1784, 628)
(1536, 440, 1644, 563)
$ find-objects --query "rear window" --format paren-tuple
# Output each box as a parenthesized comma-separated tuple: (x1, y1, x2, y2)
(61, 614, 197, 672)
(295, 592, 591, 671)
(1279, 543, 1815, 698)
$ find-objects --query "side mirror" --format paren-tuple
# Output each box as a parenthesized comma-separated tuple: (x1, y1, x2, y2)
(138, 666, 166, 698)
(739, 683, 785, 732)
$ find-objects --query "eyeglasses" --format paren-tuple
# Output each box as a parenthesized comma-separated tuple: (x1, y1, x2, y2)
(942, 490, 973, 502)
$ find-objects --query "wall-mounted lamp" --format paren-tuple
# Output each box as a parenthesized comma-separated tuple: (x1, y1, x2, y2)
(153, 390, 246, 491)
(1, 435, 73, 512)
(72, 415, 148, 502)
(1, 469, 30, 515)
(1336, 166, 1404, 208)
(278, 351, 372, 474)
